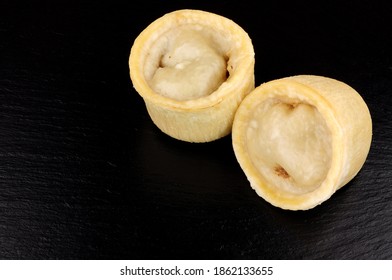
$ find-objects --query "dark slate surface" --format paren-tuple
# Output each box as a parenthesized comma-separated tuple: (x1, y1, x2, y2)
(0, 1, 391, 259)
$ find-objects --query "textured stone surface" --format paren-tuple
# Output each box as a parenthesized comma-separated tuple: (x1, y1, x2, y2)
(0, 1, 391, 259)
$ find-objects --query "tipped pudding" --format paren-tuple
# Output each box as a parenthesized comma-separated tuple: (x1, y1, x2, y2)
(232, 75, 372, 210)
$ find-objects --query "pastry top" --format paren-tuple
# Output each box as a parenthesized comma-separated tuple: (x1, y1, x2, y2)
(246, 96, 332, 195)
(129, 9, 254, 110)
(233, 78, 343, 209)
(149, 28, 227, 101)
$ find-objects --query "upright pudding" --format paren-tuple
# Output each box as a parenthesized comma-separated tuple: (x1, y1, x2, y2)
(129, 9, 255, 142)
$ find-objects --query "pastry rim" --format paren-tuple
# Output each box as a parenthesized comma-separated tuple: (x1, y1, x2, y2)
(129, 9, 255, 111)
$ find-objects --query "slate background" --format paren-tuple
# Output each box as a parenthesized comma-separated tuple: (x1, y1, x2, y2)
(0, 1, 391, 259)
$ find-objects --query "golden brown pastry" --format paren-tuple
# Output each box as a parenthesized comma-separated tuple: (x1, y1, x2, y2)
(232, 75, 372, 210)
(129, 9, 255, 142)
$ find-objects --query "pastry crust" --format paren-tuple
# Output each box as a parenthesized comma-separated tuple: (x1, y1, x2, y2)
(129, 9, 255, 142)
(232, 75, 372, 210)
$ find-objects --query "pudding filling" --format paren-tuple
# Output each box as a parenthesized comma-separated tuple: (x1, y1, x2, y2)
(246, 98, 332, 195)
(148, 28, 227, 101)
